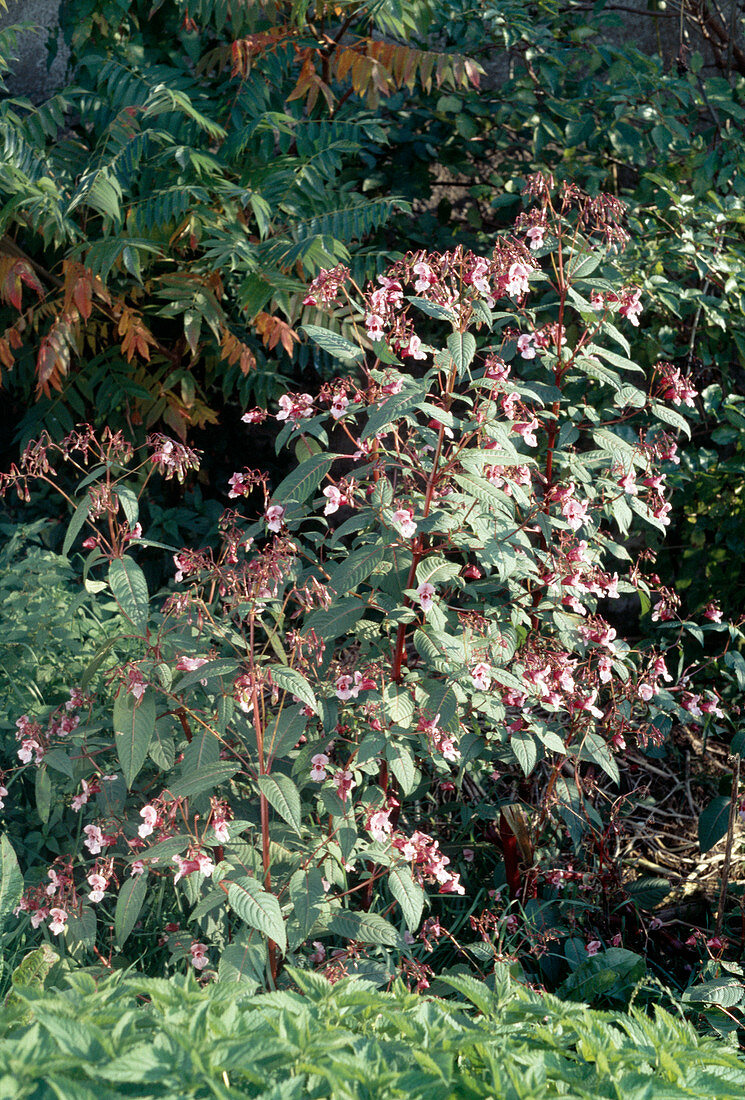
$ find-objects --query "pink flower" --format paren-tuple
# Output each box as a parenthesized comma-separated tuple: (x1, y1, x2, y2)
(310, 753, 329, 782)
(416, 582, 436, 613)
(504, 262, 531, 298)
(704, 602, 723, 623)
(526, 225, 545, 250)
(83, 824, 105, 855)
(611, 933, 622, 947)
(413, 261, 436, 292)
(130, 861, 145, 877)
(562, 495, 589, 532)
(638, 681, 655, 702)
(265, 504, 285, 533)
(618, 471, 637, 495)
(241, 409, 264, 424)
(323, 486, 344, 515)
(517, 333, 536, 359)
(598, 655, 613, 684)
(403, 333, 427, 360)
(368, 809, 392, 842)
(334, 670, 375, 702)
(332, 769, 356, 802)
(176, 656, 209, 672)
(309, 941, 326, 964)
(87, 872, 107, 904)
(392, 508, 417, 539)
(330, 395, 349, 419)
(586, 939, 602, 957)
(190, 942, 209, 970)
(276, 393, 313, 424)
(365, 313, 385, 340)
(48, 908, 68, 936)
(138, 804, 158, 839)
(513, 417, 539, 447)
(470, 662, 491, 691)
(463, 848, 474, 863)
(619, 288, 642, 326)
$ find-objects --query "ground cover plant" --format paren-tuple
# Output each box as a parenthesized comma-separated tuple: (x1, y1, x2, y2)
(2, 948, 745, 1099)
(2, 177, 742, 1014)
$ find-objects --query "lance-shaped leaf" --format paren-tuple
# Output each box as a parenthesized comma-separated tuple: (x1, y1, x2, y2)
(273, 452, 340, 506)
(114, 689, 156, 788)
(256, 774, 302, 834)
(108, 557, 149, 636)
(388, 865, 424, 931)
(227, 876, 287, 953)
(269, 665, 318, 714)
(0, 836, 23, 930)
(301, 324, 363, 361)
(114, 871, 148, 946)
(447, 331, 476, 373)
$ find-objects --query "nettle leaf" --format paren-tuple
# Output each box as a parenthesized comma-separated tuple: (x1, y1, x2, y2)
(227, 876, 287, 953)
(302, 324, 363, 361)
(699, 795, 731, 854)
(447, 331, 476, 373)
(256, 774, 302, 834)
(114, 871, 148, 946)
(388, 865, 424, 931)
(326, 910, 401, 947)
(269, 665, 318, 714)
(0, 836, 23, 929)
(114, 690, 156, 788)
(108, 557, 149, 636)
(274, 452, 340, 506)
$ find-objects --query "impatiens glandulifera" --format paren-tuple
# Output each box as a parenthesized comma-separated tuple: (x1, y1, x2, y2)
(1, 176, 734, 987)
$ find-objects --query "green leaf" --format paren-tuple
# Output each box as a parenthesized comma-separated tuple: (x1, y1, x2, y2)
(510, 729, 537, 776)
(168, 761, 239, 800)
(447, 331, 476, 373)
(114, 872, 148, 946)
(699, 795, 731, 854)
(406, 296, 456, 321)
(113, 690, 156, 788)
(273, 452, 340, 506)
(361, 391, 420, 441)
(176, 658, 239, 693)
(114, 486, 139, 529)
(63, 493, 92, 556)
(305, 597, 364, 641)
(302, 324, 363, 361)
(289, 867, 327, 942)
(227, 876, 287, 953)
(682, 977, 744, 1008)
(269, 665, 318, 714)
(388, 865, 424, 931)
(0, 836, 23, 929)
(327, 544, 387, 596)
(108, 557, 149, 636)
(326, 910, 401, 947)
(256, 774, 302, 834)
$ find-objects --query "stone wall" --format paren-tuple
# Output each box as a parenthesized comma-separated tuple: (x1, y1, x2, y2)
(0, 0, 67, 102)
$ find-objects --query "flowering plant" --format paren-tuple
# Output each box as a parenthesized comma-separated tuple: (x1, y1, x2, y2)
(0, 177, 722, 986)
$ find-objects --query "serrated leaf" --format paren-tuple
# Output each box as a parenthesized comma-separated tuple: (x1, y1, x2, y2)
(302, 324, 363, 361)
(510, 729, 537, 776)
(0, 836, 23, 929)
(326, 910, 401, 947)
(406, 296, 456, 321)
(447, 331, 476, 373)
(327, 544, 387, 596)
(168, 761, 239, 799)
(269, 665, 317, 714)
(227, 876, 287, 953)
(289, 867, 327, 941)
(305, 598, 363, 642)
(256, 774, 302, 833)
(388, 865, 424, 931)
(113, 690, 156, 788)
(108, 557, 149, 636)
(114, 872, 148, 946)
(273, 452, 340, 506)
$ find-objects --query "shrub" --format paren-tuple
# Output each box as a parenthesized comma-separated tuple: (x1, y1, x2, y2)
(1, 177, 732, 991)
